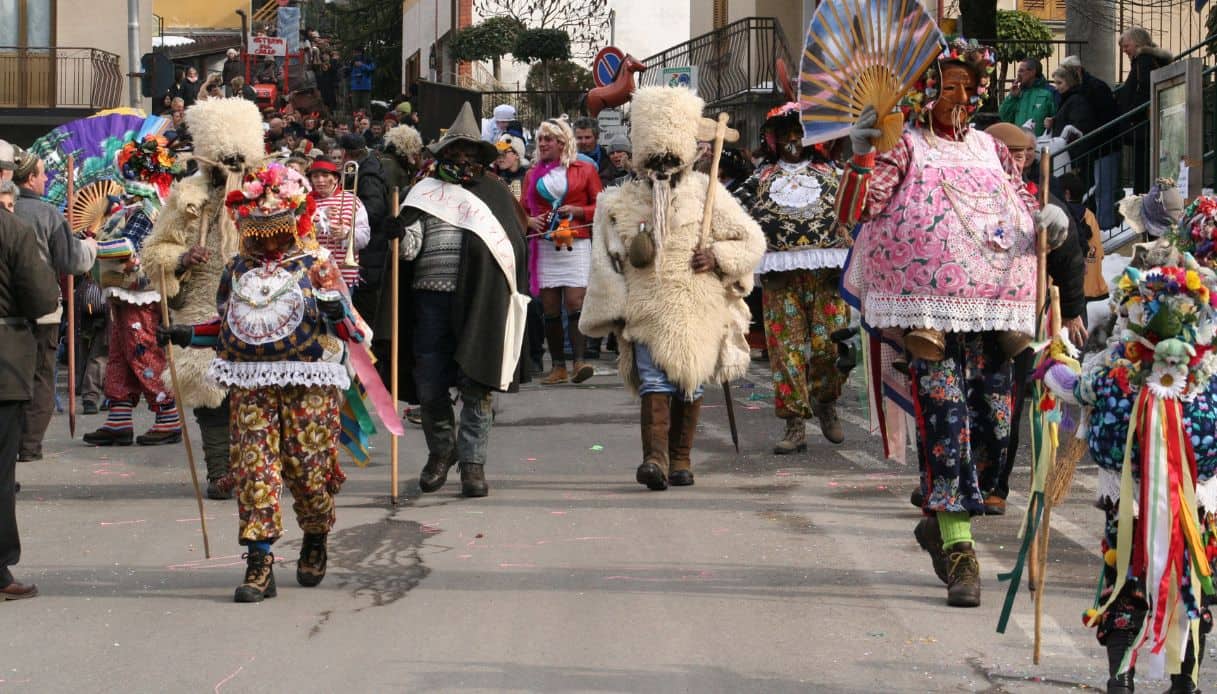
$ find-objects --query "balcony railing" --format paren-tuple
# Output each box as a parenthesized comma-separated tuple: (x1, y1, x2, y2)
(0, 47, 123, 110)
(640, 17, 793, 107)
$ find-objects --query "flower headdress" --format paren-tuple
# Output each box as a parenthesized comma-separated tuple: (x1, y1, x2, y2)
(1172, 194, 1217, 269)
(899, 37, 996, 125)
(224, 162, 316, 240)
(115, 135, 184, 202)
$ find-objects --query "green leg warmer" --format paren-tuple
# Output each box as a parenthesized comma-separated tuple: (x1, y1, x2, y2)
(937, 510, 973, 550)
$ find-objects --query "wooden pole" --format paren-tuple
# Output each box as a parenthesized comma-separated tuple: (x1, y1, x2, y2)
(159, 267, 212, 558)
(65, 155, 77, 438)
(1032, 286, 1063, 665)
(390, 186, 401, 505)
(1028, 147, 1053, 595)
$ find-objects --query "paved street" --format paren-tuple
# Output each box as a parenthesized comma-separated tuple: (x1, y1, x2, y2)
(3, 359, 1211, 692)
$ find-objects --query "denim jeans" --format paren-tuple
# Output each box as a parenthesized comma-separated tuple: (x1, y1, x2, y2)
(413, 291, 494, 465)
(635, 342, 703, 401)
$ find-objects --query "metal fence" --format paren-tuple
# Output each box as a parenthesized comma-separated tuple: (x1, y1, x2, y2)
(478, 90, 587, 133)
(0, 47, 122, 110)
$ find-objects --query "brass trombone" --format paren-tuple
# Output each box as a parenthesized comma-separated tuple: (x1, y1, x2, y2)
(340, 160, 360, 268)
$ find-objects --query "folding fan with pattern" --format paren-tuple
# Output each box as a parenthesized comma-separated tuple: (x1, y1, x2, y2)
(70, 180, 124, 234)
(798, 0, 946, 152)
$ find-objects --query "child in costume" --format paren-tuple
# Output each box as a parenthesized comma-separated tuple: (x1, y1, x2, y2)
(83, 137, 184, 449)
(159, 162, 364, 603)
(580, 86, 765, 491)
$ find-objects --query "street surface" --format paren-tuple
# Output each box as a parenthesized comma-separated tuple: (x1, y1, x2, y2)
(4, 359, 1212, 692)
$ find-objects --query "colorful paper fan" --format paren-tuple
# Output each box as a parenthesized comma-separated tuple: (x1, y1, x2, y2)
(69, 180, 124, 234)
(27, 111, 164, 209)
(798, 0, 946, 151)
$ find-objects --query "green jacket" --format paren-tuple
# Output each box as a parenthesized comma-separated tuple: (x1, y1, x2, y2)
(998, 77, 1056, 136)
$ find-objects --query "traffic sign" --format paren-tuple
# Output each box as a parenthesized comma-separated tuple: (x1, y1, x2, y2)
(249, 35, 287, 57)
(592, 46, 626, 88)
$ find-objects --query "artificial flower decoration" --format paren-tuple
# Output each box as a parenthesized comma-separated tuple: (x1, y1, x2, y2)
(115, 135, 184, 202)
(1146, 362, 1188, 399)
(1173, 194, 1217, 270)
(225, 162, 316, 239)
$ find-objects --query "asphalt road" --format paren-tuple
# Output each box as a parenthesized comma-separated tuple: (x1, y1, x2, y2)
(3, 358, 1213, 692)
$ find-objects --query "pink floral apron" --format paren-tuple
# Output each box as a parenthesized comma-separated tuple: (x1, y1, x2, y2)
(844, 128, 1037, 336)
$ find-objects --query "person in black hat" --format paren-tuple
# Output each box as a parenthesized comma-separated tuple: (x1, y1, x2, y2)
(387, 102, 529, 498)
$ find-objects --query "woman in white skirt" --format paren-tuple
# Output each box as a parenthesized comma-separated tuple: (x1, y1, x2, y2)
(522, 118, 603, 384)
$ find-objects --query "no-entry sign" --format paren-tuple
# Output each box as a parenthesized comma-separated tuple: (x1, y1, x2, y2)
(249, 36, 287, 57)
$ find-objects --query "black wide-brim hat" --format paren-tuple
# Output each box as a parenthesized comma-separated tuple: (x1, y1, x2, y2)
(426, 102, 498, 165)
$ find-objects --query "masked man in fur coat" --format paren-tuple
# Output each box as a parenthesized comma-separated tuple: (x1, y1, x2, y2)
(141, 98, 265, 500)
(580, 87, 765, 491)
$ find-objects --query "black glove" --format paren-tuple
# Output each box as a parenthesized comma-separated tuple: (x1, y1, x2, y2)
(156, 324, 194, 348)
(317, 298, 345, 322)
(382, 214, 409, 241)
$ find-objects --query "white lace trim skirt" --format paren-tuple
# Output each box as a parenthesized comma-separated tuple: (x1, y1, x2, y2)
(207, 358, 351, 390)
(758, 248, 848, 274)
(537, 237, 591, 289)
(103, 287, 160, 305)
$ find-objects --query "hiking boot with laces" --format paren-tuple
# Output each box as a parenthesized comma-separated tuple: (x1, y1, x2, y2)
(914, 515, 949, 584)
(945, 542, 981, 607)
(541, 366, 569, 385)
(811, 399, 845, 444)
(233, 548, 277, 603)
(773, 418, 806, 455)
(297, 533, 328, 587)
(419, 451, 457, 493)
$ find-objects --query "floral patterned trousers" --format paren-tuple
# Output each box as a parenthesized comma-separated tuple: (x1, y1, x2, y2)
(229, 384, 346, 544)
(911, 332, 1013, 516)
(762, 269, 850, 419)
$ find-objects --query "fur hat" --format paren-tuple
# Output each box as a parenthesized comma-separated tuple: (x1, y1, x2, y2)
(384, 124, 423, 159)
(495, 133, 528, 164)
(185, 97, 265, 171)
(629, 86, 705, 176)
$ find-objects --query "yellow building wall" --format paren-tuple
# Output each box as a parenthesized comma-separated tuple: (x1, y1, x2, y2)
(153, 0, 246, 29)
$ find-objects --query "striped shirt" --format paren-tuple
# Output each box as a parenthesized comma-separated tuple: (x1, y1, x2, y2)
(310, 190, 371, 288)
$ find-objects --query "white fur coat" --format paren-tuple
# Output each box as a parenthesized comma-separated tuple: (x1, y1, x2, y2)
(140, 174, 240, 409)
(580, 172, 764, 396)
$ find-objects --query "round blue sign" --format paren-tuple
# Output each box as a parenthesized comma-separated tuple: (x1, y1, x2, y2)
(593, 47, 626, 88)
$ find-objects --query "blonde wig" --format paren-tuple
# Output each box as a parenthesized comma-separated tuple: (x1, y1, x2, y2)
(534, 117, 577, 166)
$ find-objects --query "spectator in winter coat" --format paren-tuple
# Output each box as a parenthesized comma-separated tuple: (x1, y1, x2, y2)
(349, 50, 376, 114)
(1046, 66, 1096, 141)
(1117, 27, 1173, 193)
(222, 49, 244, 94)
(998, 59, 1056, 135)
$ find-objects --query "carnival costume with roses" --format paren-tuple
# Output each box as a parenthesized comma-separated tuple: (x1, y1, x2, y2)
(141, 98, 266, 496)
(837, 40, 1051, 607)
(83, 137, 184, 449)
(580, 86, 765, 491)
(163, 163, 373, 603)
(735, 102, 851, 452)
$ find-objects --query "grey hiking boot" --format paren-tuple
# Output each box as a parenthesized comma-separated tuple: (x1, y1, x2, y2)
(773, 418, 807, 455)
(811, 399, 845, 444)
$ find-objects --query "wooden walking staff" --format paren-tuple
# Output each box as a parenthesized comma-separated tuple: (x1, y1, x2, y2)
(158, 266, 212, 558)
(697, 112, 743, 454)
(390, 186, 401, 505)
(65, 155, 77, 437)
(1027, 147, 1053, 592)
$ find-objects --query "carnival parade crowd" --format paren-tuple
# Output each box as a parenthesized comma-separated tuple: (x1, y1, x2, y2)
(0, 24, 1213, 693)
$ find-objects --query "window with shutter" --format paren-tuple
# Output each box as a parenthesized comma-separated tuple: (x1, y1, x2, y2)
(714, 0, 728, 30)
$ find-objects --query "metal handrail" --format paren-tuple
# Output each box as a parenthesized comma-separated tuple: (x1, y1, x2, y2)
(0, 46, 123, 110)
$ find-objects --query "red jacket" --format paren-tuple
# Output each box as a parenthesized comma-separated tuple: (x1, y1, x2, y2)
(523, 159, 602, 239)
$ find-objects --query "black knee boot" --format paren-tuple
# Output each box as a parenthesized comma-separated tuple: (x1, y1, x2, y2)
(1105, 630, 1136, 693)
(1170, 632, 1203, 693)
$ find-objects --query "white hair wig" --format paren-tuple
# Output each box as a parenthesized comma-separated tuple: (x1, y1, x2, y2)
(384, 124, 423, 161)
(534, 117, 577, 166)
(628, 86, 704, 174)
(184, 97, 265, 169)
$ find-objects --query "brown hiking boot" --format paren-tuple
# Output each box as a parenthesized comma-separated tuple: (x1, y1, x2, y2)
(982, 495, 1007, 516)
(668, 398, 702, 486)
(773, 418, 806, 455)
(460, 463, 489, 497)
(296, 533, 328, 587)
(913, 516, 949, 584)
(419, 450, 456, 493)
(233, 548, 277, 603)
(636, 393, 671, 491)
(811, 399, 845, 444)
(541, 366, 569, 385)
(571, 361, 594, 383)
(946, 542, 981, 607)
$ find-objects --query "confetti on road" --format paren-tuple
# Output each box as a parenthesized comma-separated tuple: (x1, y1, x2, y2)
(589, 444, 604, 452)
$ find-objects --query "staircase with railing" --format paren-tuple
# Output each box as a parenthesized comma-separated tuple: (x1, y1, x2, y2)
(1057, 35, 1217, 252)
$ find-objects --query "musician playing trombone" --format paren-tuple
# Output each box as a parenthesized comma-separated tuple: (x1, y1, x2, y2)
(307, 157, 370, 290)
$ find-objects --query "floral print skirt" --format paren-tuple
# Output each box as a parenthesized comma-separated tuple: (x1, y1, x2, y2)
(911, 332, 1012, 515)
(228, 384, 346, 544)
(762, 268, 849, 419)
